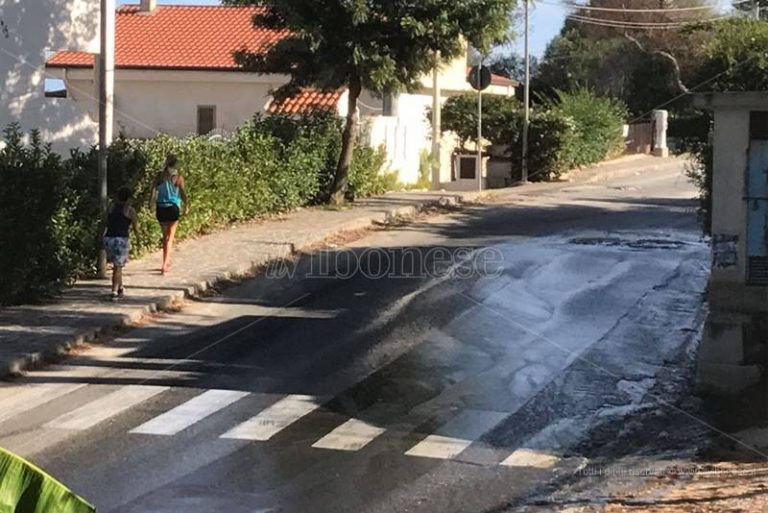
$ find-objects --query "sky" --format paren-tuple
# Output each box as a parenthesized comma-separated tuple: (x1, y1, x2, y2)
(117, 0, 566, 57)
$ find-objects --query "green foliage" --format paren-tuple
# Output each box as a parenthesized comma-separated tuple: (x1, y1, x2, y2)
(0, 116, 394, 305)
(438, 94, 522, 149)
(413, 149, 435, 190)
(436, 90, 626, 182)
(548, 89, 627, 170)
(226, 0, 515, 199)
(347, 145, 395, 200)
(688, 18, 768, 92)
(0, 125, 91, 305)
(0, 446, 95, 513)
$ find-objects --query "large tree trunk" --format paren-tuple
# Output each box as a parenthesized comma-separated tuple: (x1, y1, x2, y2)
(330, 77, 362, 205)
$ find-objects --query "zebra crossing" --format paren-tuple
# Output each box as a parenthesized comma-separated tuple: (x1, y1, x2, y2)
(0, 382, 569, 470)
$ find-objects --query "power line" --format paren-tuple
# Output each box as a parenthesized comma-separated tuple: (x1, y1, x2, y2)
(567, 12, 731, 28)
(538, 0, 750, 13)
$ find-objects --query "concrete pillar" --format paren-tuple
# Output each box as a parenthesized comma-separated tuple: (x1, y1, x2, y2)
(652, 109, 669, 157)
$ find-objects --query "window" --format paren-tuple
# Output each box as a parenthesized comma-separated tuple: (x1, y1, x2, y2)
(197, 105, 216, 135)
(457, 155, 477, 180)
(44, 78, 67, 98)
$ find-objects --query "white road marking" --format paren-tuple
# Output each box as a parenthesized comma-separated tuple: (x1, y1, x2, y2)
(405, 410, 508, 460)
(406, 435, 473, 460)
(312, 418, 386, 451)
(45, 385, 168, 430)
(221, 394, 321, 441)
(0, 384, 86, 424)
(501, 448, 560, 468)
(130, 389, 249, 436)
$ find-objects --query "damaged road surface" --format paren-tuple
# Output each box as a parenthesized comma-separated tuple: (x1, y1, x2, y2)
(0, 164, 712, 512)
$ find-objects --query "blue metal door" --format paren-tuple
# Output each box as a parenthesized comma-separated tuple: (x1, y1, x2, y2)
(746, 139, 768, 285)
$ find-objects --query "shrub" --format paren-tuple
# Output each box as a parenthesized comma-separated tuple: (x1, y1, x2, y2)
(347, 145, 393, 200)
(0, 125, 85, 304)
(547, 88, 627, 170)
(0, 114, 396, 304)
(435, 90, 626, 183)
(511, 110, 574, 182)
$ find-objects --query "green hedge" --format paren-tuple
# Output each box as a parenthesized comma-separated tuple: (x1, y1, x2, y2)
(0, 116, 389, 305)
(438, 89, 627, 182)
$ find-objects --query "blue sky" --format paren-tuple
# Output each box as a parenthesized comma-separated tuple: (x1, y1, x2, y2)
(118, 0, 565, 57)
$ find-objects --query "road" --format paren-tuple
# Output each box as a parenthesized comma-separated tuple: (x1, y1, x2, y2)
(0, 163, 711, 513)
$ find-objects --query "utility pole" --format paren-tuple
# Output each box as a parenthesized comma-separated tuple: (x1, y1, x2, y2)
(477, 57, 483, 192)
(431, 52, 441, 190)
(755, 0, 761, 20)
(521, 0, 530, 183)
(98, 0, 115, 278)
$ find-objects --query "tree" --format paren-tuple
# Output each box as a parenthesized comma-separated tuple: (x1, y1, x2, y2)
(733, 0, 768, 20)
(536, 0, 718, 114)
(224, 0, 515, 203)
(489, 52, 539, 82)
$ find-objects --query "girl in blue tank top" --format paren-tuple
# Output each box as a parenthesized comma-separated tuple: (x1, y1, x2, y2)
(150, 154, 188, 275)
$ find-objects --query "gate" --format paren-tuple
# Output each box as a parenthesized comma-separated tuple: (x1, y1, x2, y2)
(746, 127, 768, 286)
(625, 122, 653, 155)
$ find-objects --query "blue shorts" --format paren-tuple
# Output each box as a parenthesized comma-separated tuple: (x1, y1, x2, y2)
(103, 237, 130, 268)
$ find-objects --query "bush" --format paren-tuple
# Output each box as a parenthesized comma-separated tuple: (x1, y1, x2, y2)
(0, 115, 395, 304)
(347, 145, 393, 199)
(511, 110, 574, 182)
(0, 125, 86, 304)
(435, 90, 626, 183)
(548, 88, 627, 170)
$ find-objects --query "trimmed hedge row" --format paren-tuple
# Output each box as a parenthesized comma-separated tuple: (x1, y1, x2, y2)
(0, 115, 389, 305)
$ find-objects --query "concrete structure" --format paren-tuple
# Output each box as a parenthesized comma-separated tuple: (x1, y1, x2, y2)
(0, 0, 100, 153)
(44, 4, 516, 186)
(694, 92, 768, 395)
(652, 109, 669, 158)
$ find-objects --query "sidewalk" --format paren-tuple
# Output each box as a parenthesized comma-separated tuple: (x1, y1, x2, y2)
(0, 154, 686, 379)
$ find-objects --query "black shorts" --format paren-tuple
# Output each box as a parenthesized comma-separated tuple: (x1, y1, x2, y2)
(156, 205, 180, 223)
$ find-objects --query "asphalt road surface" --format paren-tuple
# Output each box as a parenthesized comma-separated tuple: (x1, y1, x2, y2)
(0, 163, 711, 513)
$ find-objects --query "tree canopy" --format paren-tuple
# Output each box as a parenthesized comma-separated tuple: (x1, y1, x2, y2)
(224, 0, 516, 201)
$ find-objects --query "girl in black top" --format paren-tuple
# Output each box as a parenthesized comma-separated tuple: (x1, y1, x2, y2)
(103, 187, 139, 301)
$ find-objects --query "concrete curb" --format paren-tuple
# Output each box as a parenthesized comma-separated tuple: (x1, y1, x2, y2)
(0, 198, 458, 379)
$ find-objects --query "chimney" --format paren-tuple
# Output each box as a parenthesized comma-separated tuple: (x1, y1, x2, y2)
(140, 0, 157, 12)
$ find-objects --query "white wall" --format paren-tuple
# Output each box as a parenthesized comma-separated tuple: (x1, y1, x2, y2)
(0, 0, 99, 152)
(64, 69, 279, 139)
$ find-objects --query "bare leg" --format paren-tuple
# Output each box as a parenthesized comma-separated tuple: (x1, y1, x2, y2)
(161, 223, 170, 272)
(111, 265, 123, 296)
(161, 221, 179, 273)
(111, 266, 120, 293)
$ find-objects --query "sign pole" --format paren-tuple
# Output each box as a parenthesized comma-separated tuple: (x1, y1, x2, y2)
(521, 0, 530, 183)
(477, 58, 483, 192)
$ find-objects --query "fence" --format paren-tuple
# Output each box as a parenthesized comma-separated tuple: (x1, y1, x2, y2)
(625, 122, 653, 155)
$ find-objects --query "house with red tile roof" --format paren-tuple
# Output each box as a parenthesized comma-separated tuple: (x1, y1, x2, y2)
(43, 1, 516, 184)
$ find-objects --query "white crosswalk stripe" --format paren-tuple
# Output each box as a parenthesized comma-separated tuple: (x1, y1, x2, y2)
(312, 418, 386, 451)
(130, 389, 249, 436)
(221, 394, 320, 441)
(0, 384, 86, 424)
(501, 448, 560, 468)
(45, 385, 168, 430)
(405, 410, 508, 460)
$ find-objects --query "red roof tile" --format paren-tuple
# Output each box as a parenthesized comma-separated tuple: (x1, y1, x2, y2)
(47, 5, 286, 71)
(267, 89, 343, 115)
